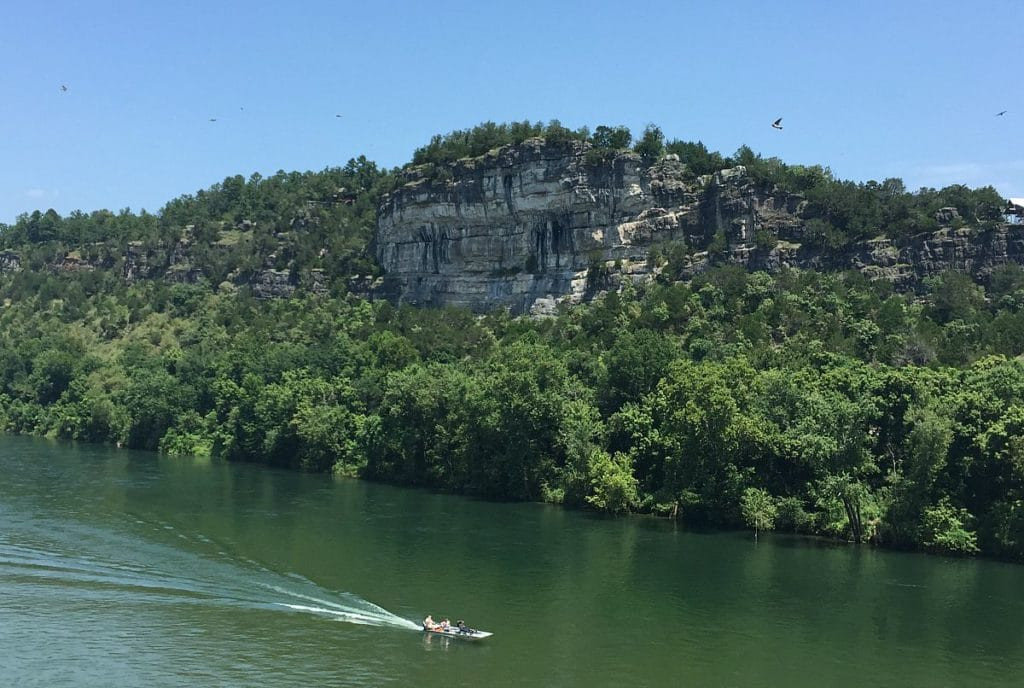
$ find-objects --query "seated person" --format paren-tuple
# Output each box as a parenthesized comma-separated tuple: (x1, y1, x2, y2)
(440, 618, 451, 631)
(457, 620, 469, 634)
(423, 614, 437, 631)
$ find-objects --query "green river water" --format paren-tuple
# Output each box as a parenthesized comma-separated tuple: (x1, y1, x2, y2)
(1, 434, 1023, 687)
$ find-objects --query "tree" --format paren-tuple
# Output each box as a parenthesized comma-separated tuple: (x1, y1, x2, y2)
(598, 329, 678, 413)
(920, 497, 979, 555)
(885, 403, 953, 546)
(119, 366, 194, 451)
(633, 125, 664, 163)
(590, 125, 632, 150)
(555, 397, 606, 506)
(924, 271, 985, 325)
(621, 357, 759, 523)
(587, 450, 638, 514)
(741, 487, 777, 538)
(813, 473, 874, 543)
(664, 140, 728, 177)
(464, 342, 570, 499)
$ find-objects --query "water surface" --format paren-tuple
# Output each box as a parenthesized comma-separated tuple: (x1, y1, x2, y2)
(1, 435, 1022, 686)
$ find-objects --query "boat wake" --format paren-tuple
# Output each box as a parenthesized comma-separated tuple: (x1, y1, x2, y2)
(0, 522, 420, 632)
(263, 585, 420, 629)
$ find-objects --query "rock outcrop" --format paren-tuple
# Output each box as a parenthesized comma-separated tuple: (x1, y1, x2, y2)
(376, 139, 805, 313)
(0, 250, 21, 274)
(375, 139, 1022, 313)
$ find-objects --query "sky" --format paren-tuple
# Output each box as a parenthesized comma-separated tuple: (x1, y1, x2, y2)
(1, 0, 1021, 223)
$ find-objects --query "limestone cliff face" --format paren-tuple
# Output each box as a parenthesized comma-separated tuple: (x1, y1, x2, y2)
(375, 139, 804, 314)
(843, 227, 1024, 286)
(375, 139, 1022, 313)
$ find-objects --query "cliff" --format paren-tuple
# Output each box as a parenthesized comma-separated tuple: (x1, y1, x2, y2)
(376, 139, 1021, 313)
(3, 138, 1018, 312)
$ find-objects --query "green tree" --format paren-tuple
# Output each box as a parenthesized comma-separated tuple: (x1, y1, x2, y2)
(598, 329, 678, 413)
(590, 125, 632, 150)
(554, 397, 606, 506)
(885, 403, 953, 546)
(741, 487, 777, 538)
(920, 497, 979, 555)
(587, 450, 638, 513)
(633, 124, 664, 163)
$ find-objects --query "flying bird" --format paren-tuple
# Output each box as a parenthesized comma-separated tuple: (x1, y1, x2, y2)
(771, 117, 783, 130)
(59, 84, 68, 93)
(209, 118, 217, 122)
(335, 114, 342, 118)
(996, 110, 1007, 116)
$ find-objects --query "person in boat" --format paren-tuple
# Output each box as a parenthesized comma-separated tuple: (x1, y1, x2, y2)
(423, 614, 437, 631)
(440, 618, 451, 631)
(457, 619, 469, 634)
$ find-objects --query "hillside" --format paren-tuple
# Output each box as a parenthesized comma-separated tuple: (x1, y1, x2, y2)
(0, 121, 1012, 311)
(2, 121, 1024, 562)
(0, 156, 389, 300)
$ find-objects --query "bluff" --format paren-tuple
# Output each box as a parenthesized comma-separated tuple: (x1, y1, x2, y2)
(375, 139, 1023, 314)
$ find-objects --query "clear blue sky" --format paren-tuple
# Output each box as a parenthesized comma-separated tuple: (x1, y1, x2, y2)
(1, 0, 1021, 223)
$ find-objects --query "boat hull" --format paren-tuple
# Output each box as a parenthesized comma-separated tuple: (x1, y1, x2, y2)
(422, 627, 492, 640)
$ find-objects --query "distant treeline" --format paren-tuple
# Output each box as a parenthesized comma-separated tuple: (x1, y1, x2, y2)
(0, 121, 1006, 268)
(0, 156, 391, 286)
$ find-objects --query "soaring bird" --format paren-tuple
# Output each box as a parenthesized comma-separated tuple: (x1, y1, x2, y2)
(335, 114, 342, 118)
(771, 117, 783, 130)
(59, 84, 68, 93)
(996, 110, 1007, 116)
(209, 118, 217, 122)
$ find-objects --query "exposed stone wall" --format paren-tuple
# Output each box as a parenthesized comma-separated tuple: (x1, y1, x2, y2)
(375, 139, 805, 313)
(0, 250, 21, 274)
(375, 139, 1023, 314)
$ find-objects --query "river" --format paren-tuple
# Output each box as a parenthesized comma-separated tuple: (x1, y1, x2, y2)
(1, 435, 1022, 686)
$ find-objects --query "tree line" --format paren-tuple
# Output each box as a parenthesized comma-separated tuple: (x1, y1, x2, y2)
(1, 122, 1006, 267)
(2, 264, 1024, 560)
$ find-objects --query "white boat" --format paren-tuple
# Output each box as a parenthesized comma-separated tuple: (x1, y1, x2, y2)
(422, 625, 492, 640)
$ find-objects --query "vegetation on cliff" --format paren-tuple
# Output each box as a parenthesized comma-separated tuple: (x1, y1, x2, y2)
(0, 121, 1020, 561)
(410, 121, 1005, 249)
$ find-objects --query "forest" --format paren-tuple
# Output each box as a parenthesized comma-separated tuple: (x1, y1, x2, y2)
(0, 121, 1021, 560)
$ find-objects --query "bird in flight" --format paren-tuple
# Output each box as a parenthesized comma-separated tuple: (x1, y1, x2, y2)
(60, 84, 68, 93)
(209, 118, 217, 122)
(996, 110, 1007, 116)
(336, 114, 342, 118)
(771, 117, 783, 130)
